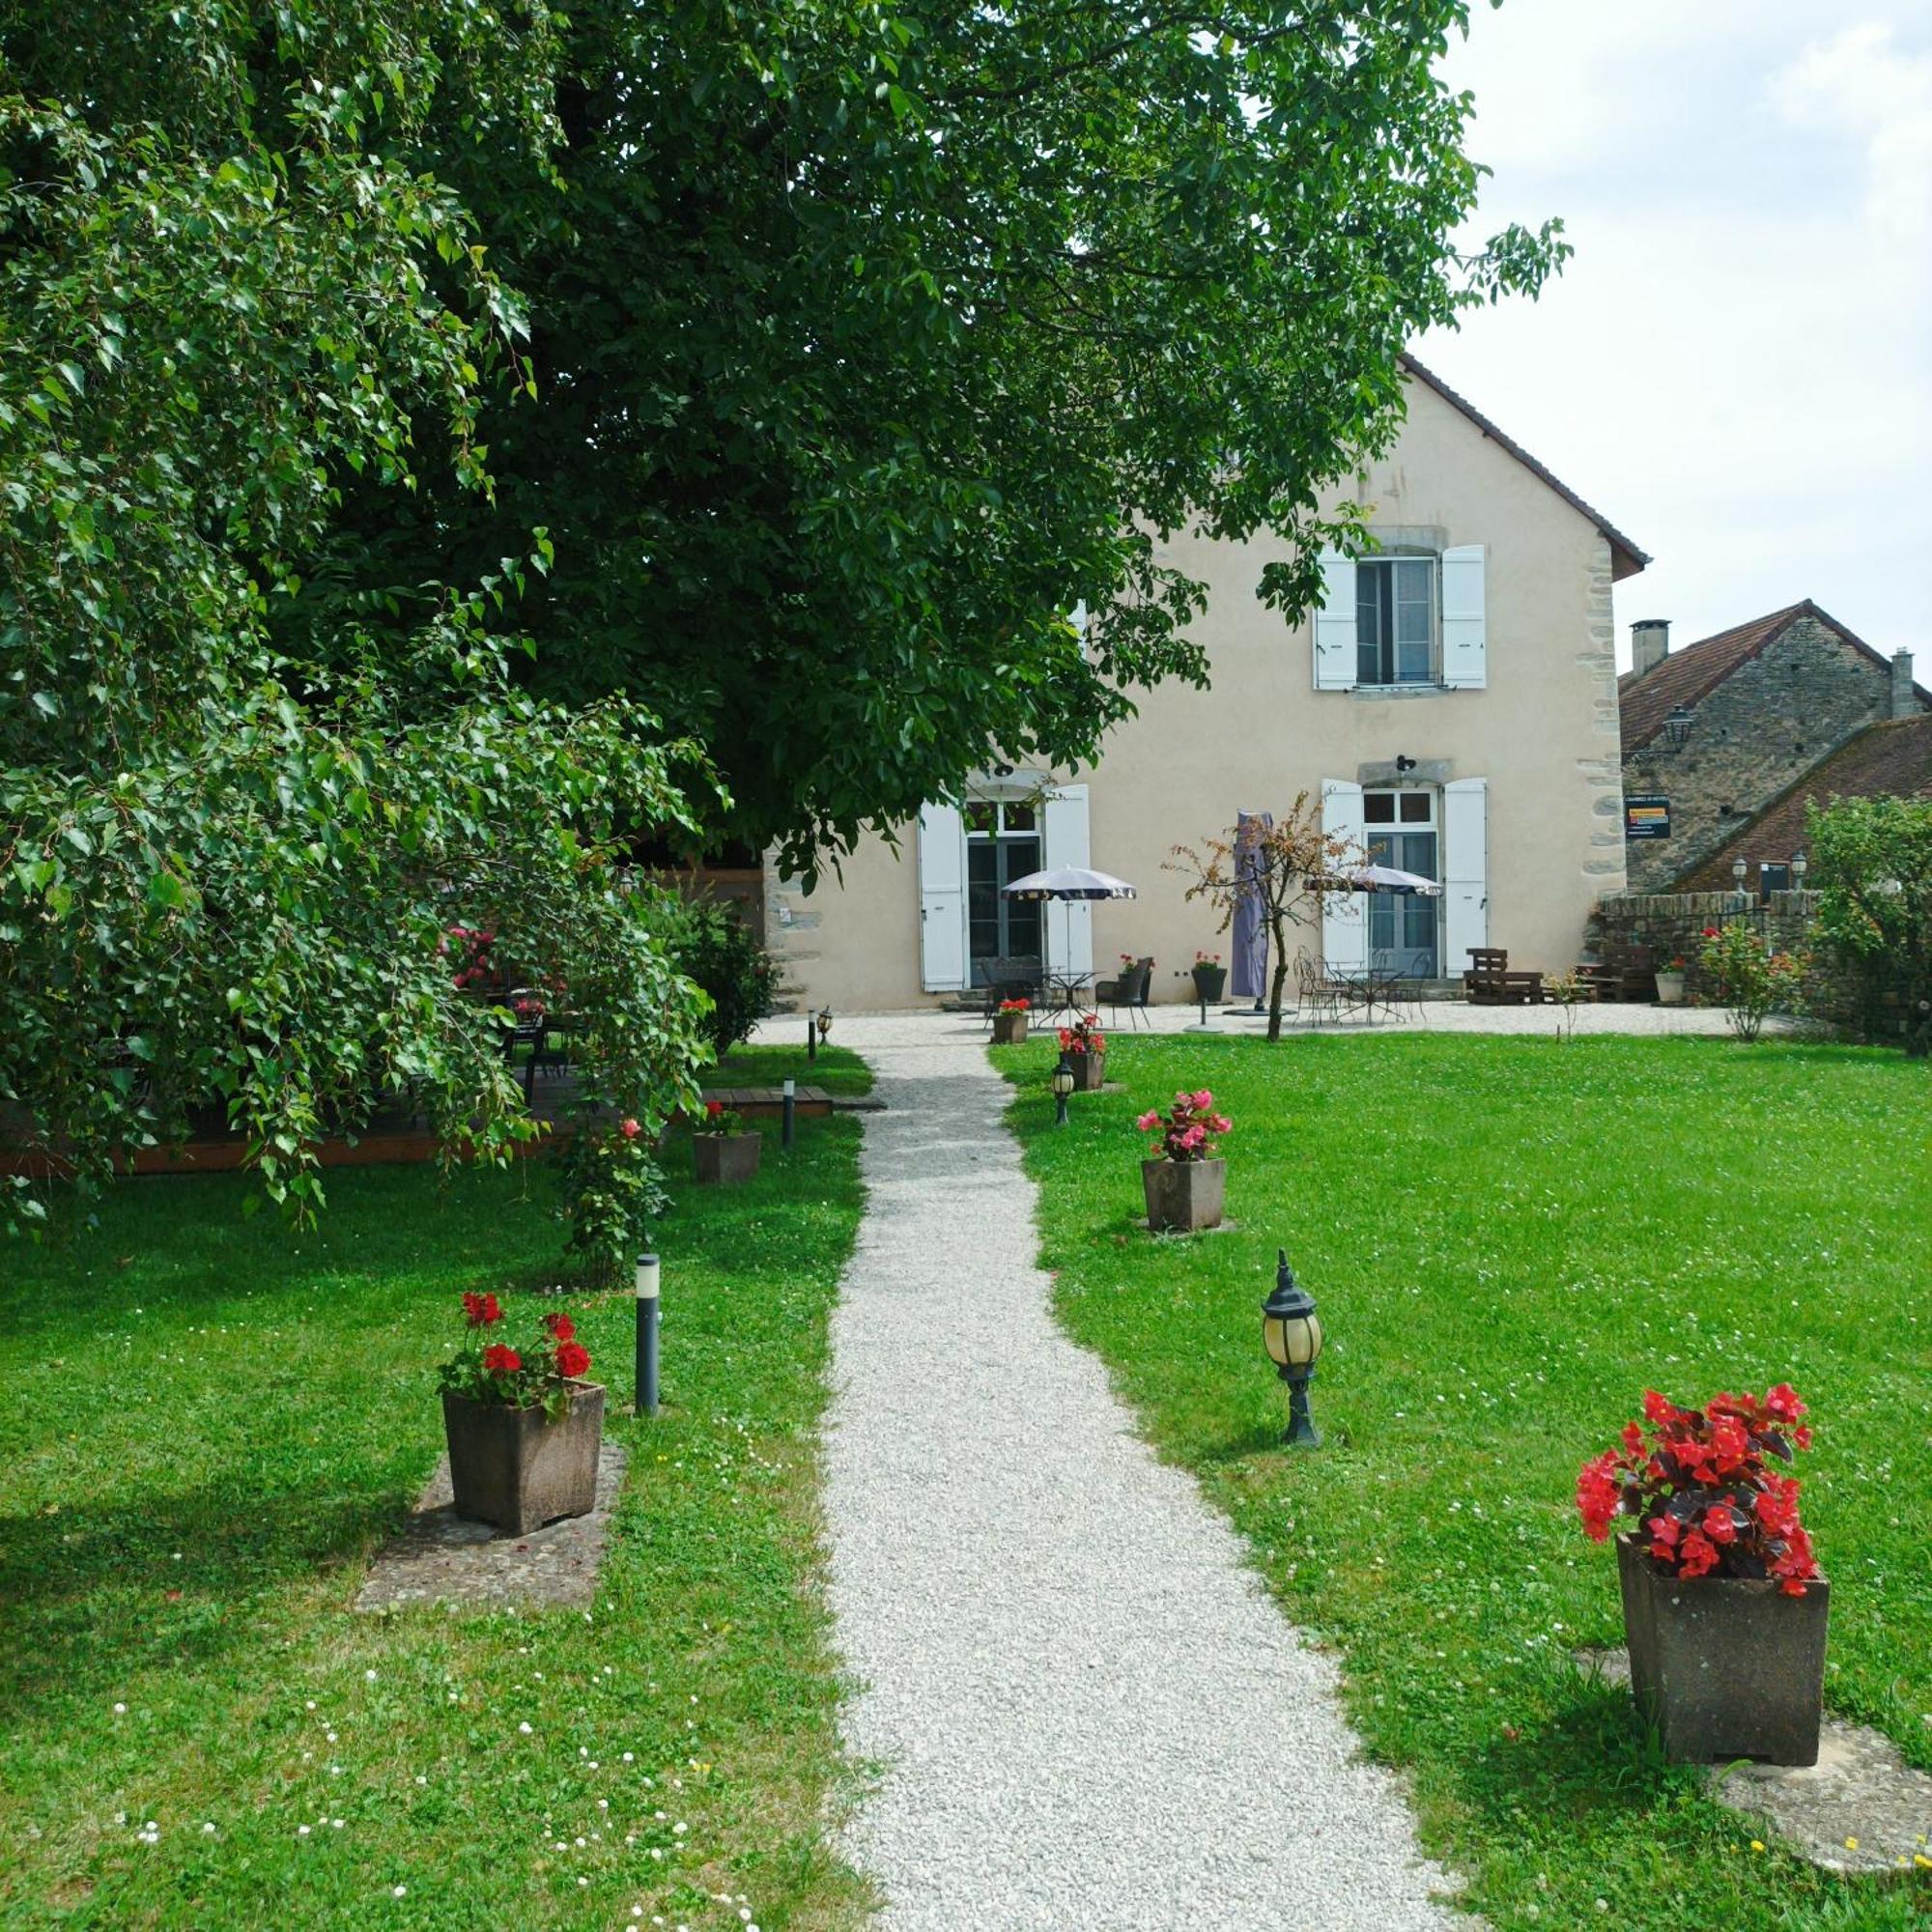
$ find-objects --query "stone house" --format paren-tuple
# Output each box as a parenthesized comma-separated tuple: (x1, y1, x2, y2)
(766, 358, 1648, 1009)
(1619, 602, 1927, 893)
(1674, 711, 1932, 894)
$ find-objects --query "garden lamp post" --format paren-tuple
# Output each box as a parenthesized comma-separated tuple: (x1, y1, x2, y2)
(1791, 853, 1807, 890)
(634, 1251, 661, 1418)
(816, 1007, 834, 1053)
(1261, 1249, 1324, 1447)
(1732, 856, 1748, 909)
(1050, 1051, 1075, 1126)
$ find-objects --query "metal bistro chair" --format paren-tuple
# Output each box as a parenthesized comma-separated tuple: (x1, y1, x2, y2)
(1094, 955, 1154, 1030)
(978, 955, 1044, 1031)
(1294, 949, 1340, 1027)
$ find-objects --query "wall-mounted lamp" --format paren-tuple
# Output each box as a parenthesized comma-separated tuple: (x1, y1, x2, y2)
(1662, 705, 1695, 751)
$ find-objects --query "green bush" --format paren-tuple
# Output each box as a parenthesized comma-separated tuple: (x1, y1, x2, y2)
(1810, 796, 1932, 1057)
(673, 899, 781, 1056)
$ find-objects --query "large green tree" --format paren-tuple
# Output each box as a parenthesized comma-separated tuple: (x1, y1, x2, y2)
(0, 2, 711, 1221)
(3, 1, 1563, 1213)
(305, 0, 1567, 866)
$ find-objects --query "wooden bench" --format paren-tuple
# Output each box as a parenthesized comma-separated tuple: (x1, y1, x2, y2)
(1463, 948, 1547, 1006)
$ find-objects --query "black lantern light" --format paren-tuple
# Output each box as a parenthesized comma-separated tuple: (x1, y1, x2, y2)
(1050, 1051, 1075, 1126)
(1662, 704, 1694, 751)
(816, 1006, 834, 1045)
(1261, 1249, 1324, 1447)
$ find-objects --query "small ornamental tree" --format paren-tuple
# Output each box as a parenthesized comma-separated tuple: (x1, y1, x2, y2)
(1577, 1386, 1820, 1595)
(1168, 795, 1357, 1041)
(1809, 795, 1932, 1057)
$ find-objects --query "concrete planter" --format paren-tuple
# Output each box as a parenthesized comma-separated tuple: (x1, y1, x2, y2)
(1142, 1157, 1226, 1234)
(694, 1131, 761, 1184)
(1616, 1535, 1828, 1765)
(1655, 971, 1688, 1006)
(442, 1381, 605, 1536)
(1191, 964, 1228, 1005)
(991, 1011, 1029, 1045)
(1069, 1050, 1106, 1093)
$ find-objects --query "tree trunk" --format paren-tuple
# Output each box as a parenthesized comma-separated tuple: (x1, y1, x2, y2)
(1266, 909, 1292, 1042)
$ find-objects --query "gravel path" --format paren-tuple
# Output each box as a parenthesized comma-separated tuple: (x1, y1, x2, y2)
(820, 1028, 1467, 1931)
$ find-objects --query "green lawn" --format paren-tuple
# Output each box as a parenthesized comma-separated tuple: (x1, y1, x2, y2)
(0, 1116, 873, 1930)
(999, 1032, 1932, 1930)
(709, 1041, 874, 1098)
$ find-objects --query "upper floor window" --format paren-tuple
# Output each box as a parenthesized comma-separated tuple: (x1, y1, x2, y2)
(1314, 544, 1488, 693)
(1356, 556, 1436, 686)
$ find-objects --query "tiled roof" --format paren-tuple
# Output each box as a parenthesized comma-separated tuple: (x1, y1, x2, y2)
(1618, 599, 1929, 755)
(1398, 355, 1650, 581)
(1674, 712, 1932, 890)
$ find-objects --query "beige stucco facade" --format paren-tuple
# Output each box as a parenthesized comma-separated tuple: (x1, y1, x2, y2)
(770, 370, 1639, 1009)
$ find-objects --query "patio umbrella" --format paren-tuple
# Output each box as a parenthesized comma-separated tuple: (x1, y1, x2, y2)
(1001, 866, 1137, 983)
(1315, 863, 1444, 896)
(1230, 810, 1271, 1005)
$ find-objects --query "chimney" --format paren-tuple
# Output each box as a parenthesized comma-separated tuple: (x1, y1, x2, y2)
(1892, 648, 1918, 719)
(1632, 619, 1670, 677)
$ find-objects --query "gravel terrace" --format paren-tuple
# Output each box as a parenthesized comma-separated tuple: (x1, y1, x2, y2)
(817, 1020, 1468, 1931)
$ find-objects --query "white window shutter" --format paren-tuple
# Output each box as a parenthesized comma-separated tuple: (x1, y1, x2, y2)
(1440, 545, 1487, 689)
(1442, 778, 1489, 972)
(1320, 780, 1366, 972)
(917, 801, 966, 992)
(1313, 554, 1358, 691)
(1041, 784, 1094, 980)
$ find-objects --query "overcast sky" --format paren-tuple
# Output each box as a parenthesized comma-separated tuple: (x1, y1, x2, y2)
(1413, 1, 1931, 687)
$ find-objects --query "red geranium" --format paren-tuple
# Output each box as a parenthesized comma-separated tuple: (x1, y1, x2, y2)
(440, 1296, 595, 1418)
(618, 1117, 641, 1141)
(1577, 1385, 1821, 1595)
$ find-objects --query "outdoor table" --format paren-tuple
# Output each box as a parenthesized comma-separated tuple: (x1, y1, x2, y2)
(1043, 974, 1096, 1023)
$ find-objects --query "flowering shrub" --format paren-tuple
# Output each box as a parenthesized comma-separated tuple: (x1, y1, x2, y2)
(1576, 1385, 1820, 1595)
(1135, 1088, 1232, 1163)
(441, 1298, 595, 1418)
(1057, 1012, 1105, 1056)
(698, 1098, 745, 1135)
(998, 997, 1030, 1014)
(1696, 922, 1805, 1041)
(555, 1116, 667, 1287)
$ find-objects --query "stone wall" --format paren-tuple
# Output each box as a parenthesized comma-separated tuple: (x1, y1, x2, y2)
(1590, 888, 1899, 1038)
(1622, 617, 1899, 892)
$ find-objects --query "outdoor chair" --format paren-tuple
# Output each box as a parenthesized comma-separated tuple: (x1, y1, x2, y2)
(1094, 955, 1153, 1030)
(978, 955, 1043, 1030)
(1294, 949, 1339, 1026)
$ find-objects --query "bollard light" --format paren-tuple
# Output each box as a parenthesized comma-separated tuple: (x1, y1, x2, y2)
(781, 1076, 796, 1151)
(634, 1251, 661, 1417)
(1261, 1248, 1324, 1447)
(1050, 1051, 1075, 1126)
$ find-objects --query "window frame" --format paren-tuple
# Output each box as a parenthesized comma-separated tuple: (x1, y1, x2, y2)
(1353, 553, 1440, 688)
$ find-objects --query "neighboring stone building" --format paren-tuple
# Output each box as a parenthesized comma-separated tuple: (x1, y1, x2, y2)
(1675, 711, 1932, 895)
(768, 358, 1647, 1008)
(1619, 602, 1927, 892)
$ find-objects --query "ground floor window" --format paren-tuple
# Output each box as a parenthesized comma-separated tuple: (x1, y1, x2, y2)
(1363, 788, 1439, 976)
(965, 802, 1042, 985)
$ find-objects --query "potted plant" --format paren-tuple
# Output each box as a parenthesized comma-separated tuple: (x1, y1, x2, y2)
(439, 1295, 603, 1535)
(1057, 1012, 1107, 1091)
(1654, 953, 1689, 1005)
(1576, 1384, 1826, 1765)
(692, 1099, 760, 1183)
(1135, 1088, 1232, 1233)
(992, 997, 1030, 1045)
(1190, 950, 1228, 1004)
